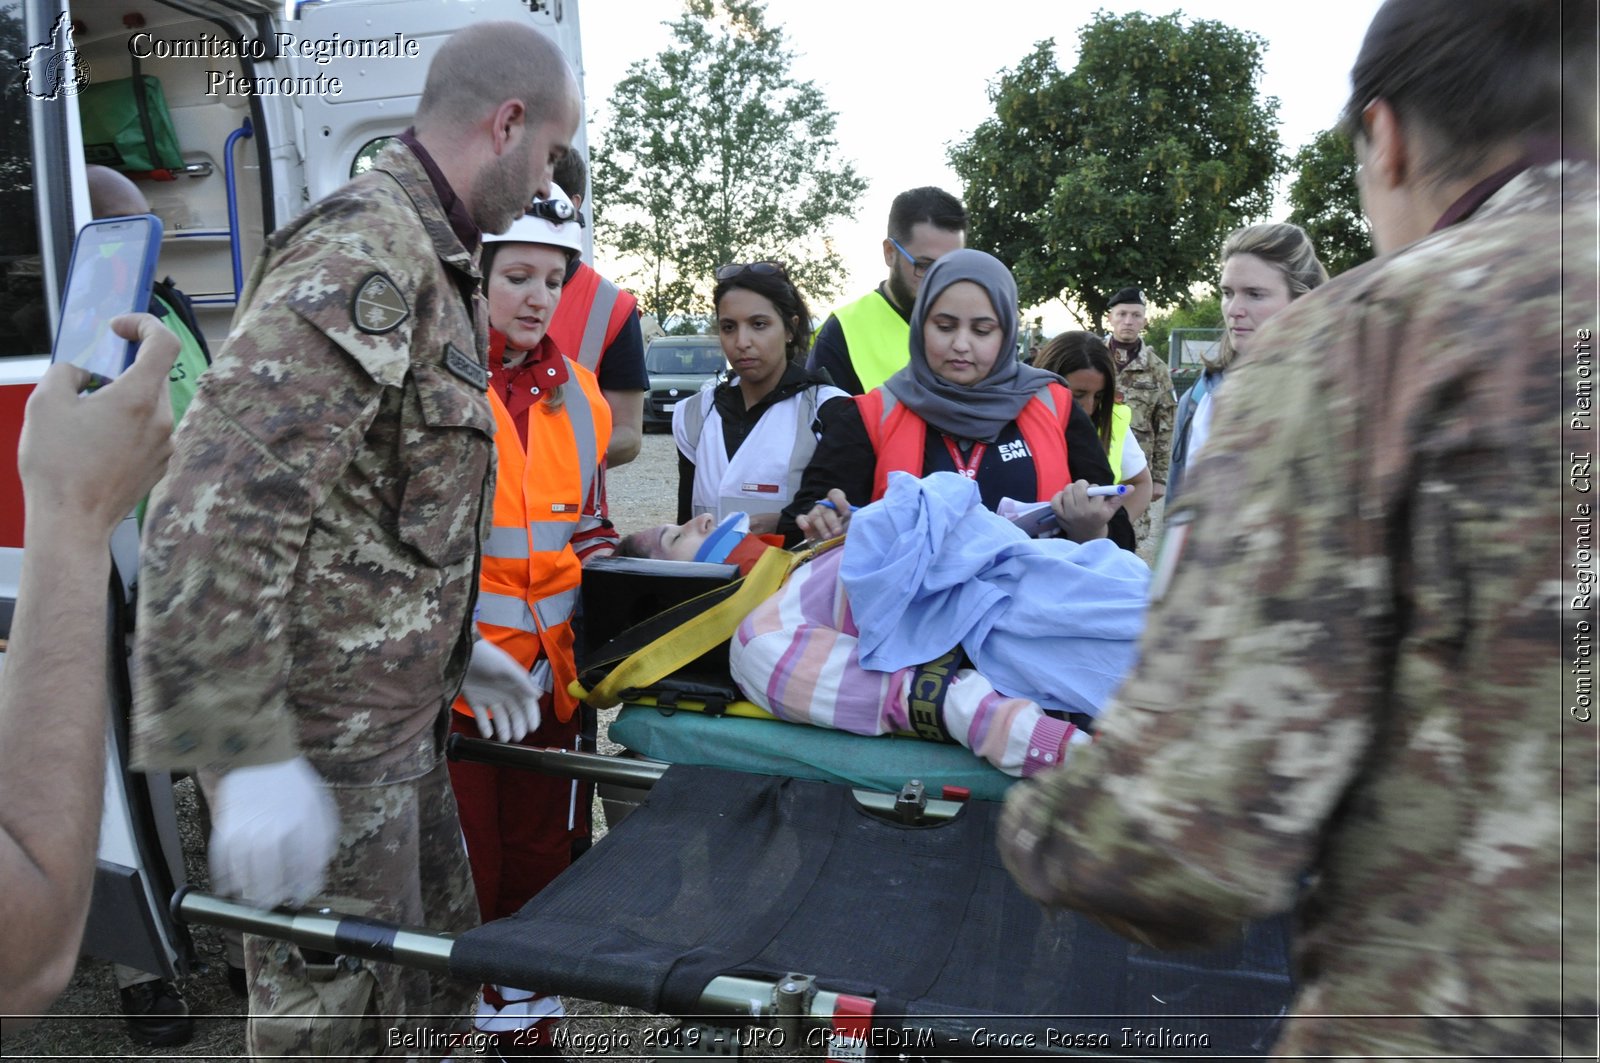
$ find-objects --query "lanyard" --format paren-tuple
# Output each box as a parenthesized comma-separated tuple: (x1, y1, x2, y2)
(941, 435, 987, 479)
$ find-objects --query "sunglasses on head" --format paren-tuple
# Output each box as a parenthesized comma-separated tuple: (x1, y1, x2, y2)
(715, 260, 787, 282)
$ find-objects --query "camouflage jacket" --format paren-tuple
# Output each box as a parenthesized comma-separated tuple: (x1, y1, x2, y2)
(1107, 339, 1175, 484)
(132, 142, 495, 786)
(1005, 160, 1598, 1057)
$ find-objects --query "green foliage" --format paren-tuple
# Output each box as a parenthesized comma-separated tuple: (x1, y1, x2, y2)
(591, 0, 867, 324)
(949, 12, 1282, 329)
(1145, 293, 1221, 361)
(664, 314, 712, 336)
(1287, 128, 1374, 276)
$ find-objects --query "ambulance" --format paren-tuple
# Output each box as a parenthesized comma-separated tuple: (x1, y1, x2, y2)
(0, 0, 587, 982)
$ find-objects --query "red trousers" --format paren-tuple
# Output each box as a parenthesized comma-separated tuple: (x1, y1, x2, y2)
(447, 704, 588, 924)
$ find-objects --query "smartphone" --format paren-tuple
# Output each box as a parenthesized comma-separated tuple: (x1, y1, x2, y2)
(1008, 499, 1059, 537)
(51, 214, 164, 387)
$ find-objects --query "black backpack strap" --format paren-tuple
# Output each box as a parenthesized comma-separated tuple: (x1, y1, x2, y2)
(150, 278, 211, 363)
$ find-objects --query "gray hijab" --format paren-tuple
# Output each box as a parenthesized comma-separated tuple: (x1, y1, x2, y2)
(883, 249, 1061, 442)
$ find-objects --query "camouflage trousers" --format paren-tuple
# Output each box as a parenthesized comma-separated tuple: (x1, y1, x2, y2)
(238, 759, 479, 1059)
(1132, 508, 1154, 548)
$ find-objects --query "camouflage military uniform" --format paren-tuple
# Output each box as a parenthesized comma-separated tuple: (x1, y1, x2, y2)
(1004, 159, 1599, 1059)
(1108, 339, 1174, 544)
(1108, 339, 1175, 488)
(132, 141, 492, 1056)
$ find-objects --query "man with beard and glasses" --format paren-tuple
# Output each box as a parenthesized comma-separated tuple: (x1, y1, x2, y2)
(130, 21, 579, 1057)
(806, 186, 967, 395)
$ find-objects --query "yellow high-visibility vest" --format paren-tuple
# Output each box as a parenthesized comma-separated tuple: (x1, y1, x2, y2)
(833, 290, 910, 393)
(1108, 403, 1132, 483)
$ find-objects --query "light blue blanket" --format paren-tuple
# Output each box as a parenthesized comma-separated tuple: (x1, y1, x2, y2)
(839, 471, 1149, 716)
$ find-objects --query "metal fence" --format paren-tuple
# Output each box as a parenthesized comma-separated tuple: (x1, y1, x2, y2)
(1167, 327, 1223, 394)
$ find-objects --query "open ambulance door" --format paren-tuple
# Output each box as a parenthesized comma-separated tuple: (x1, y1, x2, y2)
(5, 0, 289, 982)
(293, 0, 590, 260)
(5, 0, 591, 987)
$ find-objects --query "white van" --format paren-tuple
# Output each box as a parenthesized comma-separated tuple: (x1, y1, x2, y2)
(0, 0, 586, 981)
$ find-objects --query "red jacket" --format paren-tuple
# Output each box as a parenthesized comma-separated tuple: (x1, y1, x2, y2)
(854, 383, 1074, 502)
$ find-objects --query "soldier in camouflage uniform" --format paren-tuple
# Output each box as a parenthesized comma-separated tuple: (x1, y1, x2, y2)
(1102, 286, 1174, 543)
(131, 23, 580, 1058)
(1000, 1, 1598, 1057)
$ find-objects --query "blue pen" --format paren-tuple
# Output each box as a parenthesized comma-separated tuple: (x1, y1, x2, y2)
(818, 499, 860, 513)
(1086, 484, 1129, 497)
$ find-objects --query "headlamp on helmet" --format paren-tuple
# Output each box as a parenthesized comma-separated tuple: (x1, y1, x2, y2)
(484, 182, 584, 257)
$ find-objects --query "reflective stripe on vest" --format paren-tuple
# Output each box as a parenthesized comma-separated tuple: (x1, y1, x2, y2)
(832, 290, 910, 393)
(458, 366, 611, 723)
(477, 590, 537, 633)
(856, 382, 1072, 502)
(479, 586, 579, 634)
(1108, 403, 1131, 483)
(483, 525, 531, 559)
(575, 276, 622, 372)
(547, 263, 638, 374)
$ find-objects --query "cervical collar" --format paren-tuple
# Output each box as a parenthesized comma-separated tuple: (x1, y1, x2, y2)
(693, 512, 752, 564)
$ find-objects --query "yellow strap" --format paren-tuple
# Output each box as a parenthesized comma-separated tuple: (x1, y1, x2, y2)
(625, 693, 776, 721)
(578, 537, 844, 708)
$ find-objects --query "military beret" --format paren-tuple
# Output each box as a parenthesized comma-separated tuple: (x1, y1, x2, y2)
(1107, 287, 1145, 309)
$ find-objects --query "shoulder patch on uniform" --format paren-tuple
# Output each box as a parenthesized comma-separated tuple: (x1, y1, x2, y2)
(444, 342, 489, 390)
(352, 272, 409, 335)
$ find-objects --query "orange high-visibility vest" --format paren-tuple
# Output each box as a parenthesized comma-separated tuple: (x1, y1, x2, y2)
(545, 262, 638, 373)
(452, 363, 611, 723)
(855, 383, 1073, 502)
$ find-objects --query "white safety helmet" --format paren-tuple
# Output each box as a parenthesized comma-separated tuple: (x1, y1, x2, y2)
(484, 182, 583, 256)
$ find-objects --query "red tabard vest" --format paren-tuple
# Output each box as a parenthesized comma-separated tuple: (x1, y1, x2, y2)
(545, 262, 639, 373)
(452, 364, 611, 724)
(855, 383, 1074, 502)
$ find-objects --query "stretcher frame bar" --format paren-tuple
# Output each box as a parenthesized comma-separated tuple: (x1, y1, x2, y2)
(173, 889, 858, 1025)
(446, 734, 970, 820)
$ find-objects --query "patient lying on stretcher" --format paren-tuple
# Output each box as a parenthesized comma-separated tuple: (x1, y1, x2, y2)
(620, 472, 1150, 777)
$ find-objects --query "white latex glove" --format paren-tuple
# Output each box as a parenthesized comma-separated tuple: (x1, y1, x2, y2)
(461, 639, 542, 743)
(210, 756, 339, 909)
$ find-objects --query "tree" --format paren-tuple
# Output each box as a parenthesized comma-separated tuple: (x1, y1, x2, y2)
(950, 12, 1282, 329)
(591, 0, 867, 325)
(1287, 128, 1374, 276)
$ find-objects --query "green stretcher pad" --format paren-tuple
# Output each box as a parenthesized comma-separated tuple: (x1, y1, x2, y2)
(608, 704, 1015, 803)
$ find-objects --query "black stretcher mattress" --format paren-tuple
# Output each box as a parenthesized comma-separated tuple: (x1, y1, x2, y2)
(451, 765, 1293, 1057)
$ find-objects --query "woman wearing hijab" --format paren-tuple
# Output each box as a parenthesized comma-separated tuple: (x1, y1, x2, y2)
(778, 250, 1133, 550)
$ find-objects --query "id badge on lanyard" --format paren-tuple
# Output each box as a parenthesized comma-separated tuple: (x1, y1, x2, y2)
(942, 435, 988, 479)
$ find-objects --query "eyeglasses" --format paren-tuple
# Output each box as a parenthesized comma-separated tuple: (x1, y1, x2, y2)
(714, 260, 787, 282)
(526, 196, 585, 228)
(889, 237, 936, 278)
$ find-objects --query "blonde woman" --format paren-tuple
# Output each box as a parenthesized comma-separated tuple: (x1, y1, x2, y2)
(1167, 223, 1328, 502)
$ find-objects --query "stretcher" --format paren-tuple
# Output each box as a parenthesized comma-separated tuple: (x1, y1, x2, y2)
(573, 550, 1039, 800)
(178, 737, 1295, 1060)
(176, 555, 1295, 1057)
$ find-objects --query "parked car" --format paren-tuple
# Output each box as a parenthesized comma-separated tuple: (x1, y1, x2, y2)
(643, 335, 726, 430)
